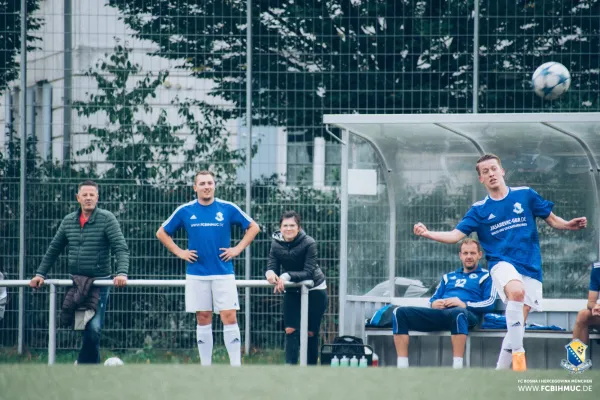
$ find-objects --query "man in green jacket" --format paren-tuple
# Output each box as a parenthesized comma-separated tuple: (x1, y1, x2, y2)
(29, 180, 129, 364)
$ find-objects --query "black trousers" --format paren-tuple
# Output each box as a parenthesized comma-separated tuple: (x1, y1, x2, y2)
(283, 288, 327, 365)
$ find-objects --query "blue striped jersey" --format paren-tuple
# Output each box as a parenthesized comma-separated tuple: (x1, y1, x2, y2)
(429, 266, 496, 314)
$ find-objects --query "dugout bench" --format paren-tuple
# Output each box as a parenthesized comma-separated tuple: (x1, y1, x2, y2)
(342, 296, 599, 369)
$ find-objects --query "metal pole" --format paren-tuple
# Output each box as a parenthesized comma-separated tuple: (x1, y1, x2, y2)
(338, 129, 349, 335)
(63, 0, 72, 164)
(17, 0, 28, 355)
(299, 284, 309, 366)
(48, 284, 56, 365)
(472, 0, 479, 113)
(244, 0, 253, 357)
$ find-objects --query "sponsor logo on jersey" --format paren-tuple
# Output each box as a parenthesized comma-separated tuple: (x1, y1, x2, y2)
(489, 216, 527, 235)
(513, 202, 524, 214)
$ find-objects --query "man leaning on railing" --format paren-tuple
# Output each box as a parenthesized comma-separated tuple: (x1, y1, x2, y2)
(29, 180, 130, 365)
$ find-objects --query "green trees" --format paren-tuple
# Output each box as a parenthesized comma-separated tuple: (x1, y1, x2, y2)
(108, 0, 599, 131)
(0, 0, 42, 92)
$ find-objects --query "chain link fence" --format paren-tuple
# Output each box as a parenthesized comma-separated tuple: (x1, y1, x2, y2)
(1, 0, 599, 354)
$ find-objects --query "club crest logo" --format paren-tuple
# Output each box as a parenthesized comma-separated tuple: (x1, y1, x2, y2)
(513, 202, 524, 214)
(215, 212, 224, 222)
(561, 339, 592, 373)
(469, 273, 478, 279)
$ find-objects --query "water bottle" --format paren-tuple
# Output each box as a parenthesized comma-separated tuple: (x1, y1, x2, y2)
(359, 356, 368, 368)
(330, 355, 339, 367)
(350, 355, 358, 367)
(372, 353, 379, 367)
(339, 355, 349, 367)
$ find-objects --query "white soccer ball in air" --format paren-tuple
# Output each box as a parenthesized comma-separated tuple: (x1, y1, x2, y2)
(532, 62, 571, 100)
(104, 357, 124, 367)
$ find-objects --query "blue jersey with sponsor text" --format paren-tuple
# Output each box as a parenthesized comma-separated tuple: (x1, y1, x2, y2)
(162, 198, 253, 278)
(456, 187, 554, 282)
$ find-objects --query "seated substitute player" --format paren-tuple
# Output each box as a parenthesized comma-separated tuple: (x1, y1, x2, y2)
(572, 262, 600, 344)
(414, 154, 587, 371)
(156, 171, 260, 367)
(393, 239, 496, 369)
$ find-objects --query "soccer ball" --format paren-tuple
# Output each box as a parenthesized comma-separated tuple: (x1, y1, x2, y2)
(531, 62, 571, 100)
(104, 357, 124, 367)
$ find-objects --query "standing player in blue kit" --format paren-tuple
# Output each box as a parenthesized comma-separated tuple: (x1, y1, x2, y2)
(413, 154, 587, 371)
(156, 171, 260, 366)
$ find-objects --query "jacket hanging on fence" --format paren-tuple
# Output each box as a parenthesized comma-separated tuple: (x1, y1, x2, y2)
(60, 275, 100, 329)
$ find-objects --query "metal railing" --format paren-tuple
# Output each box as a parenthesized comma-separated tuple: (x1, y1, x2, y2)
(1, 279, 314, 366)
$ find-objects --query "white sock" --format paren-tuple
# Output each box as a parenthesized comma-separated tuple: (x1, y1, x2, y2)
(505, 301, 525, 352)
(397, 357, 409, 368)
(496, 335, 513, 370)
(224, 324, 242, 367)
(452, 357, 463, 369)
(196, 324, 213, 366)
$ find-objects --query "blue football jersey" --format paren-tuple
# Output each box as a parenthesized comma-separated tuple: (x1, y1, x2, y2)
(429, 266, 496, 314)
(590, 262, 600, 292)
(456, 187, 554, 282)
(162, 198, 253, 278)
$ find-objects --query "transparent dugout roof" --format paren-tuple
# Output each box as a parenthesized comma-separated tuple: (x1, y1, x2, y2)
(327, 112, 600, 300)
(324, 113, 600, 170)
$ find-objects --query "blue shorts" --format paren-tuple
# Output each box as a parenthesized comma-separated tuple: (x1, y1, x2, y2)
(392, 306, 480, 335)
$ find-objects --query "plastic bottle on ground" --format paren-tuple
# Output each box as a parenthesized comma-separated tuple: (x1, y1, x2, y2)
(359, 356, 368, 368)
(340, 355, 349, 367)
(330, 355, 339, 367)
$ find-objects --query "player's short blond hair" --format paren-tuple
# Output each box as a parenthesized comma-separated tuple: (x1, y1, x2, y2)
(194, 170, 216, 185)
(475, 154, 502, 175)
(459, 238, 482, 253)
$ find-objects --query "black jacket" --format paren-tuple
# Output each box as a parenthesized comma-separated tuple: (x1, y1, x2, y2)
(60, 275, 101, 328)
(267, 230, 326, 288)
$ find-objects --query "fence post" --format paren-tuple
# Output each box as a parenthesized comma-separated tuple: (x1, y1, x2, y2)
(299, 283, 309, 366)
(17, 0, 28, 356)
(48, 283, 56, 365)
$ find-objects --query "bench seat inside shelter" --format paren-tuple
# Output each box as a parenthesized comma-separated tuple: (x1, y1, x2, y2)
(344, 297, 599, 368)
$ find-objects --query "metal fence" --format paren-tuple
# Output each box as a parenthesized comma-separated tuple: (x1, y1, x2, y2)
(1, 279, 314, 365)
(1, 1, 599, 354)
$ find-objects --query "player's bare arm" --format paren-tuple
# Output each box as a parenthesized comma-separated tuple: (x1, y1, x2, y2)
(219, 221, 260, 262)
(586, 290, 599, 313)
(156, 226, 198, 263)
(413, 222, 466, 244)
(544, 213, 587, 230)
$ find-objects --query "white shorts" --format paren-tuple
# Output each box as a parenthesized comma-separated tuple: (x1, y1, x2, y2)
(490, 261, 543, 312)
(185, 278, 240, 313)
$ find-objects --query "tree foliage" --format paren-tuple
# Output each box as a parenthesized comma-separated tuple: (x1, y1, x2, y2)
(108, 0, 600, 144)
(0, 0, 43, 92)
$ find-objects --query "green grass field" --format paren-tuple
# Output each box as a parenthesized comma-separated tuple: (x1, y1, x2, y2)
(0, 365, 597, 400)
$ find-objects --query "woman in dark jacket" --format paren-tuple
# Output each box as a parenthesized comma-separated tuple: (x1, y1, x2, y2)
(266, 210, 327, 365)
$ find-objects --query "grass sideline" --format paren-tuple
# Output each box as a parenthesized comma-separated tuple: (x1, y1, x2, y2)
(0, 365, 597, 400)
(0, 346, 284, 365)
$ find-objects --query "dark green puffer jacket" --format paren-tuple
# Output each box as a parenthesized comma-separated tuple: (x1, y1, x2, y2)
(36, 207, 130, 278)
